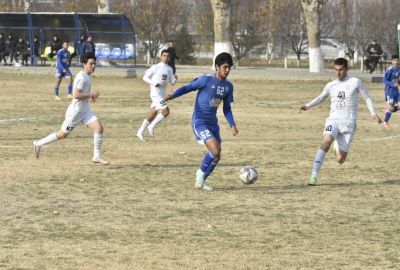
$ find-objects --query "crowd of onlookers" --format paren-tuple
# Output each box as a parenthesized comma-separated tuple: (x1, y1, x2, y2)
(0, 32, 96, 66)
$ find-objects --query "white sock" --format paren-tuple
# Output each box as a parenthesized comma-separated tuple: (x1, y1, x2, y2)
(36, 132, 58, 147)
(137, 119, 150, 134)
(148, 114, 165, 129)
(312, 149, 326, 177)
(93, 133, 103, 159)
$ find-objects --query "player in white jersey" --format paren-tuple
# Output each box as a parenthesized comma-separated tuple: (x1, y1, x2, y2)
(33, 53, 109, 165)
(136, 49, 177, 141)
(300, 58, 381, 186)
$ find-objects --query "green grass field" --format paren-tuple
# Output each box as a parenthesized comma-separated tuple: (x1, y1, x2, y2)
(0, 68, 399, 269)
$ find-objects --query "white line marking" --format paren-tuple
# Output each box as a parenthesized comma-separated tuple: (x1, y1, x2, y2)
(0, 144, 90, 148)
(361, 134, 400, 141)
(0, 117, 36, 123)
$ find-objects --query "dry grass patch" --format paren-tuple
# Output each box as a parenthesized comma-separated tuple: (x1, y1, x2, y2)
(0, 71, 399, 269)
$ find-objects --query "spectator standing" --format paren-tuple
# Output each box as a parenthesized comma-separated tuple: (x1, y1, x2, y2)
(5, 33, 16, 66)
(0, 32, 6, 65)
(166, 40, 180, 74)
(48, 34, 62, 60)
(365, 38, 383, 73)
(81, 35, 95, 58)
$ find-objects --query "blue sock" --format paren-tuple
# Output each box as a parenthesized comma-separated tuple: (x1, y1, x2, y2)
(204, 161, 218, 180)
(68, 84, 72, 95)
(54, 86, 59, 96)
(200, 151, 215, 173)
(384, 110, 392, 123)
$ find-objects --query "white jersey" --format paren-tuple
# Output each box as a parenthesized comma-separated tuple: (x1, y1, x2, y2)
(68, 71, 92, 113)
(143, 62, 176, 98)
(306, 76, 377, 124)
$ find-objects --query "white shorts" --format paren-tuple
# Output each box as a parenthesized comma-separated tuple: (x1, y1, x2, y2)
(61, 109, 98, 133)
(150, 95, 168, 110)
(323, 119, 356, 152)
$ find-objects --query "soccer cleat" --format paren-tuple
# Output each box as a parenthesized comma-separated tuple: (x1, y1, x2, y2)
(147, 125, 155, 138)
(136, 132, 145, 142)
(195, 169, 205, 189)
(67, 94, 73, 99)
(308, 175, 318, 186)
(55, 95, 61, 100)
(92, 157, 110, 165)
(33, 141, 41, 159)
(382, 122, 391, 129)
(202, 181, 213, 191)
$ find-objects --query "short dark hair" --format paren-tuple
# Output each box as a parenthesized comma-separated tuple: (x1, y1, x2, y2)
(81, 53, 96, 64)
(160, 49, 170, 56)
(334, 57, 348, 68)
(392, 54, 399, 60)
(215, 52, 233, 67)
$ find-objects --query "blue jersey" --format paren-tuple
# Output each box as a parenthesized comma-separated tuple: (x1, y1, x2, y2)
(172, 74, 235, 127)
(384, 65, 400, 95)
(56, 48, 70, 71)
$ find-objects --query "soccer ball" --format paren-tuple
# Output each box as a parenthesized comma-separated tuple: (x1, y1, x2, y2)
(239, 166, 258, 184)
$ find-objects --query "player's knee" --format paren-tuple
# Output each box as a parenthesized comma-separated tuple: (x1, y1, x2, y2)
(162, 109, 169, 117)
(337, 155, 346, 164)
(57, 131, 68, 139)
(321, 141, 331, 152)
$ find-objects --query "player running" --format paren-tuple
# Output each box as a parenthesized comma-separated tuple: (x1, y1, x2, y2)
(136, 49, 177, 141)
(382, 54, 400, 128)
(165, 52, 238, 191)
(33, 53, 109, 165)
(54, 40, 73, 100)
(300, 57, 381, 186)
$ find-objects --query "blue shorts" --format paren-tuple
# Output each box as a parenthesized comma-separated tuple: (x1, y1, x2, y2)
(385, 88, 399, 106)
(56, 68, 72, 79)
(192, 121, 221, 144)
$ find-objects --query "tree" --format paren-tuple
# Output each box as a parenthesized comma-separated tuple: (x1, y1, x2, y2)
(173, 25, 194, 64)
(301, 0, 325, 73)
(230, 0, 263, 66)
(112, 0, 185, 64)
(98, 0, 112, 13)
(210, 0, 233, 60)
(63, 0, 97, 12)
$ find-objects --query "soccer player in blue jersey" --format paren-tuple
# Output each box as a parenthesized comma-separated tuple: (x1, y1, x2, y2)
(54, 41, 73, 100)
(382, 54, 400, 128)
(165, 52, 238, 191)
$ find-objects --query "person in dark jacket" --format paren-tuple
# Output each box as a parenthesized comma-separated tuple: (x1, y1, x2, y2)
(166, 40, 180, 74)
(0, 32, 7, 65)
(48, 34, 62, 60)
(80, 35, 96, 58)
(5, 33, 16, 65)
(14, 37, 29, 65)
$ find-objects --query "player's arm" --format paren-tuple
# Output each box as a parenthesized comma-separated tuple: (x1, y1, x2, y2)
(358, 81, 382, 124)
(169, 69, 177, 85)
(165, 76, 206, 101)
(143, 66, 159, 87)
(383, 70, 396, 88)
(223, 99, 238, 136)
(56, 51, 63, 70)
(299, 86, 329, 112)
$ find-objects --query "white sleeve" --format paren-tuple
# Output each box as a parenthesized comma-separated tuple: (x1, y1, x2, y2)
(358, 79, 378, 116)
(169, 68, 176, 85)
(306, 84, 330, 109)
(143, 66, 156, 86)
